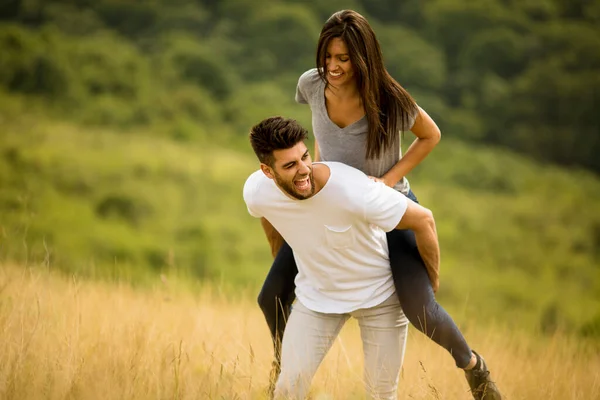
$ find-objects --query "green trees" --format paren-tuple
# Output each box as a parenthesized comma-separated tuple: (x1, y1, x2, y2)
(0, 0, 598, 171)
(0, 0, 598, 333)
(504, 22, 600, 170)
(419, 0, 599, 170)
(0, 25, 70, 96)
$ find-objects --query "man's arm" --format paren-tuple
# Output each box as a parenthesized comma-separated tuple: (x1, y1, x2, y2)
(395, 200, 440, 292)
(261, 217, 285, 259)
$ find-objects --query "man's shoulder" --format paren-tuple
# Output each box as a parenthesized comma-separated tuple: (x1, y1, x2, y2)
(324, 161, 368, 180)
(243, 170, 268, 200)
(245, 169, 266, 185)
(319, 162, 372, 206)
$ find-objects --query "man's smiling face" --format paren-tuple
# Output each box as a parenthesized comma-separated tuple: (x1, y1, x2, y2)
(263, 142, 315, 200)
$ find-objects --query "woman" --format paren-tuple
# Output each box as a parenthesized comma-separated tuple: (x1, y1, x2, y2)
(258, 10, 501, 400)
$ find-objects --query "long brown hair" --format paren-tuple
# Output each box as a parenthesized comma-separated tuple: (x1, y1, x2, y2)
(316, 10, 418, 159)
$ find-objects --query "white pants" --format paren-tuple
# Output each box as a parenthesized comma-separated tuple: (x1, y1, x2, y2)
(274, 294, 409, 400)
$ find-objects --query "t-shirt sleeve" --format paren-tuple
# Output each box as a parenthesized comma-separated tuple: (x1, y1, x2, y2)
(295, 69, 318, 105)
(295, 74, 308, 104)
(363, 180, 408, 232)
(243, 172, 263, 218)
(402, 104, 421, 131)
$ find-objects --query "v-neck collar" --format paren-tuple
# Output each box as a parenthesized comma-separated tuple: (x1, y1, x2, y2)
(320, 80, 366, 132)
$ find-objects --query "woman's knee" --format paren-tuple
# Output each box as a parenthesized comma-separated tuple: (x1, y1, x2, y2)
(258, 281, 294, 315)
(257, 286, 270, 311)
(257, 283, 280, 312)
(259, 242, 297, 310)
(400, 294, 442, 332)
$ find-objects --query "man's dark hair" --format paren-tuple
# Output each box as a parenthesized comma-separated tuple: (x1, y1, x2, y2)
(249, 116, 308, 166)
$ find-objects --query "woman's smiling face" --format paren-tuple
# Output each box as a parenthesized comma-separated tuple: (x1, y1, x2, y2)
(325, 37, 355, 87)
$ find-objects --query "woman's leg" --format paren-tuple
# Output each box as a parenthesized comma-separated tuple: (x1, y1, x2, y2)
(257, 241, 298, 393)
(258, 241, 298, 346)
(387, 227, 473, 368)
(390, 191, 502, 399)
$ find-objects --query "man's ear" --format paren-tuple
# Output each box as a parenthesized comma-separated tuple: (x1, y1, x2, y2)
(260, 163, 275, 179)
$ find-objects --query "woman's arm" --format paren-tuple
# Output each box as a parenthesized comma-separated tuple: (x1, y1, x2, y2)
(381, 107, 441, 187)
(313, 140, 321, 162)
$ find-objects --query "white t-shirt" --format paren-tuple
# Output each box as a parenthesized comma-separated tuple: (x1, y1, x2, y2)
(243, 162, 408, 314)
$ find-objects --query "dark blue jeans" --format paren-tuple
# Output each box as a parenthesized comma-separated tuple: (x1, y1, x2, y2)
(257, 190, 473, 368)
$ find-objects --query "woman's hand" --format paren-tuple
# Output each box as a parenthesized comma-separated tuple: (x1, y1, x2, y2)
(381, 107, 441, 186)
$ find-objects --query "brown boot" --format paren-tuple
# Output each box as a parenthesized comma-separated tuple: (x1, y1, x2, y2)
(465, 351, 502, 400)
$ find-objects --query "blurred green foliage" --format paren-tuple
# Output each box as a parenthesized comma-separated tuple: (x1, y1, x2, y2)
(1, 107, 599, 335)
(0, 0, 599, 335)
(0, 0, 598, 170)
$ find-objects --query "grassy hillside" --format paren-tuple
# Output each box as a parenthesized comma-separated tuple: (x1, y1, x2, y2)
(1, 107, 599, 335)
(0, 108, 264, 288)
(1, 265, 599, 399)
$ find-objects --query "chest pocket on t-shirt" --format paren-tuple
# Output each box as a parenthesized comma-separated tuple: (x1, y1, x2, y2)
(324, 225, 356, 249)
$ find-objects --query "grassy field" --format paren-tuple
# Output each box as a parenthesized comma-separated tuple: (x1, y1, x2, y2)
(2, 113, 599, 334)
(1, 264, 599, 400)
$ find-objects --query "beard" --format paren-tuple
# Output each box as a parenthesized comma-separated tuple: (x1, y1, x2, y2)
(274, 169, 315, 200)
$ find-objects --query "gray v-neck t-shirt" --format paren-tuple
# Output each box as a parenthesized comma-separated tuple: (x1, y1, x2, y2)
(295, 68, 417, 195)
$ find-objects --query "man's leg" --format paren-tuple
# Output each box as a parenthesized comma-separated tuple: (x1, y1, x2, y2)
(257, 241, 298, 393)
(274, 300, 348, 400)
(353, 294, 409, 400)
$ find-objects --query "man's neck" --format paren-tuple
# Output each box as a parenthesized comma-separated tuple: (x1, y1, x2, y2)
(312, 162, 331, 195)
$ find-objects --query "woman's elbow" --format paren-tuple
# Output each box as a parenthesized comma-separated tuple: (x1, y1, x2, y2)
(431, 126, 441, 145)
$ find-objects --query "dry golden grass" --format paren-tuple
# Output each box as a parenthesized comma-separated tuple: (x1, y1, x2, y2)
(1, 265, 598, 400)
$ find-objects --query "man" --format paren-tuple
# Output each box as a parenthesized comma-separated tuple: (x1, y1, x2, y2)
(243, 116, 442, 399)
